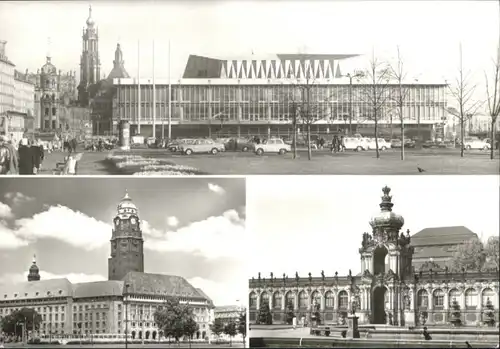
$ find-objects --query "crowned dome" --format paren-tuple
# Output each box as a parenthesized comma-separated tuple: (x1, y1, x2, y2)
(41, 57, 57, 75)
(86, 5, 95, 26)
(369, 186, 404, 231)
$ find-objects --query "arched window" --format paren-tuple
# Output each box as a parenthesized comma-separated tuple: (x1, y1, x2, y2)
(325, 291, 335, 309)
(417, 289, 428, 308)
(433, 289, 444, 309)
(249, 292, 257, 309)
(311, 291, 321, 308)
(338, 291, 348, 309)
(465, 288, 478, 309)
(260, 292, 270, 308)
(273, 292, 282, 309)
(482, 288, 495, 307)
(449, 289, 460, 307)
(285, 291, 294, 309)
(298, 291, 308, 308)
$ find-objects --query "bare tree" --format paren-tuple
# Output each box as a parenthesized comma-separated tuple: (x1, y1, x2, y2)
(447, 44, 484, 157)
(358, 49, 392, 159)
(388, 46, 412, 161)
(287, 75, 332, 160)
(484, 44, 500, 160)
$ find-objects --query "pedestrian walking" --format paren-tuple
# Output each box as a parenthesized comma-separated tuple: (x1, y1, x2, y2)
(18, 138, 35, 175)
(31, 139, 44, 174)
(0, 135, 19, 174)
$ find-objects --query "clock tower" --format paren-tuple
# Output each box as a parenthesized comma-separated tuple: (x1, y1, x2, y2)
(108, 190, 144, 281)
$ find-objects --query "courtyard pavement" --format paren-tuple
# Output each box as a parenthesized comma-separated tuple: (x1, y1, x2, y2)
(34, 147, 499, 175)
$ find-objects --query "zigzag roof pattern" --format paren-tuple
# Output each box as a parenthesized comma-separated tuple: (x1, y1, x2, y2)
(182, 54, 359, 80)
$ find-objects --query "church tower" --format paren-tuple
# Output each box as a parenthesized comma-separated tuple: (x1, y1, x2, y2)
(108, 191, 144, 281)
(78, 5, 100, 106)
(28, 255, 41, 282)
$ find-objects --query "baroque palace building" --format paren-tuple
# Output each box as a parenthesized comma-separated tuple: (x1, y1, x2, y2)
(112, 54, 447, 139)
(248, 186, 499, 327)
(0, 192, 214, 340)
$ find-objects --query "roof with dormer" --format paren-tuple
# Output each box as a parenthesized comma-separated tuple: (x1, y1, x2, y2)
(0, 278, 73, 302)
(72, 280, 124, 299)
(122, 271, 205, 300)
(411, 226, 477, 246)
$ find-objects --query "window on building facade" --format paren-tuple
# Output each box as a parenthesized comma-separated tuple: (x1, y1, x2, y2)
(433, 289, 444, 309)
(465, 289, 478, 309)
(417, 289, 428, 308)
(298, 291, 308, 308)
(272, 292, 282, 309)
(285, 292, 294, 308)
(45, 108, 49, 116)
(325, 291, 335, 308)
(338, 291, 348, 309)
(260, 292, 270, 308)
(311, 291, 321, 307)
(449, 289, 460, 307)
(482, 288, 495, 306)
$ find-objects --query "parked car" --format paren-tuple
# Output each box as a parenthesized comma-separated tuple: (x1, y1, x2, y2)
(422, 140, 447, 149)
(391, 138, 416, 149)
(366, 138, 391, 150)
(169, 138, 195, 152)
(254, 138, 291, 155)
(180, 139, 225, 155)
(225, 137, 255, 152)
(343, 137, 368, 151)
(463, 137, 491, 150)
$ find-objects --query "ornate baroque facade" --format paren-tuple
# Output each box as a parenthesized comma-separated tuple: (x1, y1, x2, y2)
(0, 192, 215, 340)
(248, 187, 499, 327)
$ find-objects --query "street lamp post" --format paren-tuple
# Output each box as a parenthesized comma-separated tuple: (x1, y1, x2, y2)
(342, 72, 364, 136)
(125, 283, 130, 349)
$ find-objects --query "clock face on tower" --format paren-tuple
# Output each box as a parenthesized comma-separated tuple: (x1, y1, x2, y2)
(114, 218, 120, 227)
(131, 217, 137, 225)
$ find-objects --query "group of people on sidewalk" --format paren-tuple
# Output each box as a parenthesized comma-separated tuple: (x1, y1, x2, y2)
(0, 135, 79, 175)
(0, 135, 45, 175)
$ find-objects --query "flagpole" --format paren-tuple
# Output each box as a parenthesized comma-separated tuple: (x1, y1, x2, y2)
(168, 40, 172, 139)
(137, 40, 141, 135)
(152, 40, 156, 139)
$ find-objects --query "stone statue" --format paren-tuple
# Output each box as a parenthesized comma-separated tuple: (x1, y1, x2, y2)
(251, 277, 254, 283)
(270, 272, 273, 280)
(283, 273, 286, 283)
(321, 270, 325, 281)
(295, 272, 299, 282)
(258, 272, 261, 281)
(362, 232, 368, 248)
(308, 272, 312, 283)
(349, 269, 352, 277)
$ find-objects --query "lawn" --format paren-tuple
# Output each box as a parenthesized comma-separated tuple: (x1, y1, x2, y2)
(111, 149, 500, 175)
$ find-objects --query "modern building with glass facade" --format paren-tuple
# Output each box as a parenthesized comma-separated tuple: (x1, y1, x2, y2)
(113, 54, 448, 139)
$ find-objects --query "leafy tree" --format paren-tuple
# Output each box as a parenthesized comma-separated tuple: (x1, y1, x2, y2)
(484, 236, 500, 270)
(483, 298, 496, 327)
(449, 298, 462, 327)
(237, 311, 246, 347)
(223, 321, 238, 347)
(256, 300, 272, 325)
(448, 237, 499, 272)
(1, 307, 42, 336)
(285, 301, 295, 325)
(153, 298, 197, 342)
(210, 318, 224, 343)
(448, 238, 486, 272)
(184, 317, 199, 348)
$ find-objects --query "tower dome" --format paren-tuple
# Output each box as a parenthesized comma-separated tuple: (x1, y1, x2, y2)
(116, 190, 138, 218)
(369, 186, 404, 232)
(28, 254, 40, 282)
(86, 5, 95, 27)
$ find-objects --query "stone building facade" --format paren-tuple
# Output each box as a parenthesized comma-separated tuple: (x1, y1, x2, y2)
(0, 192, 215, 340)
(248, 186, 499, 327)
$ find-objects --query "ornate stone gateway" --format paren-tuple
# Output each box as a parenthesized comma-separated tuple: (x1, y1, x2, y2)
(248, 186, 500, 327)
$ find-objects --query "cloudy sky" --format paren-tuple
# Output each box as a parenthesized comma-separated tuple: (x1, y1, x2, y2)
(0, 1, 498, 104)
(247, 175, 499, 280)
(0, 178, 246, 307)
